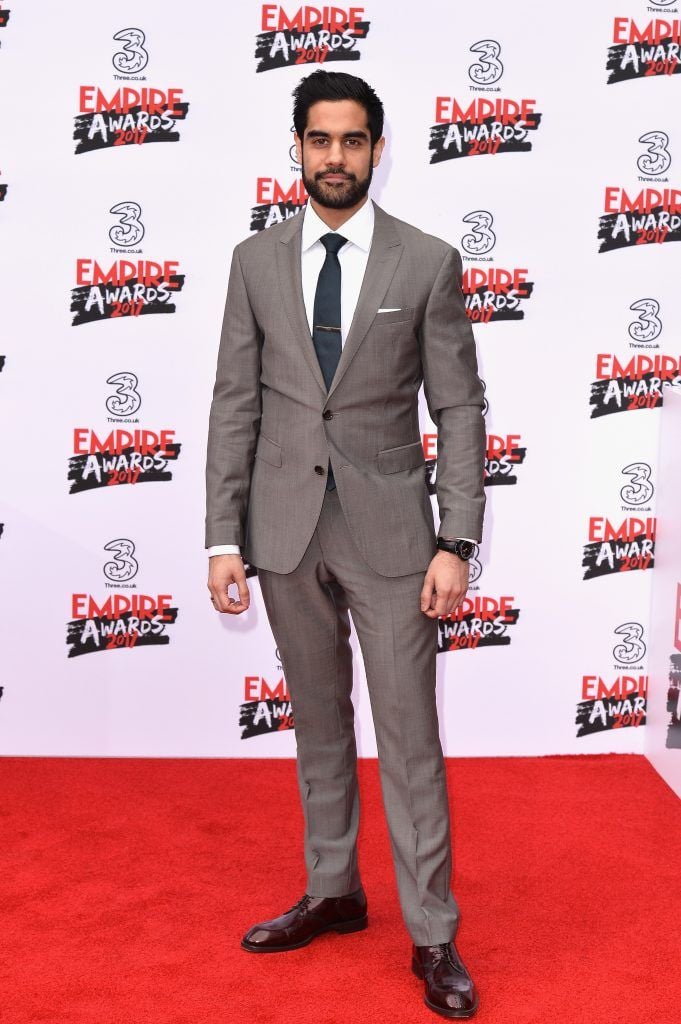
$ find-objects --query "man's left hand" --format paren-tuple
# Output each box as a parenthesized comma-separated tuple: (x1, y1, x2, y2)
(420, 551, 470, 619)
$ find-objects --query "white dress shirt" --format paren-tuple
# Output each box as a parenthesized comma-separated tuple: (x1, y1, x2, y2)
(208, 199, 474, 557)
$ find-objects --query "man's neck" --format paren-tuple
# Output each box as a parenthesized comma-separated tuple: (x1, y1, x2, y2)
(309, 195, 369, 232)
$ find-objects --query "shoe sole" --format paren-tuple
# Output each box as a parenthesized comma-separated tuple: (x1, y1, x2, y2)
(411, 961, 480, 1019)
(240, 914, 369, 953)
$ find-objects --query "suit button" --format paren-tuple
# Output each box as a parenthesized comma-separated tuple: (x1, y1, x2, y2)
(314, 465, 325, 475)
(323, 410, 333, 420)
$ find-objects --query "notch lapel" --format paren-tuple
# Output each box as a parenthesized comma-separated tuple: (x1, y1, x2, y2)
(326, 202, 403, 402)
(275, 211, 327, 396)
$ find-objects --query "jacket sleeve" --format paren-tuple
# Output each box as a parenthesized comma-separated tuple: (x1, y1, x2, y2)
(205, 245, 262, 547)
(419, 245, 486, 543)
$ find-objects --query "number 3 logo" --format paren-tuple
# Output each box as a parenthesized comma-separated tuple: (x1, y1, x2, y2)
(468, 547, 482, 585)
(613, 622, 646, 665)
(103, 539, 139, 583)
(637, 130, 671, 177)
(112, 28, 149, 75)
(462, 210, 496, 256)
(628, 298, 662, 344)
(109, 201, 144, 248)
(620, 462, 654, 506)
(468, 40, 503, 86)
(106, 372, 141, 417)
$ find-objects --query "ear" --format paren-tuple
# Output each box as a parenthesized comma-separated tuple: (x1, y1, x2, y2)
(294, 132, 303, 165)
(372, 136, 385, 168)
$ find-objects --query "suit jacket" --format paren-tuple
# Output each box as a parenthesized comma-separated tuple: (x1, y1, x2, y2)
(205, 201, 486, 577)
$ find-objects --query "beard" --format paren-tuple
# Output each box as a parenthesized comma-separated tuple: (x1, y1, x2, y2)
(302, 158, 373, 210)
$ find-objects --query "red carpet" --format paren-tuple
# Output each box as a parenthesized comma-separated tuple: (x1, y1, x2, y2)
(1, 755, 680, 1024)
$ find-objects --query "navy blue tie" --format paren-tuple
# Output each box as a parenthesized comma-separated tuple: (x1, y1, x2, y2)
(313, 232, 347, 490)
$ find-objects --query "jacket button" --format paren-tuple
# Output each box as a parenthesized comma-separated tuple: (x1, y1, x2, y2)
(314, 465, 325, 475)
(323, 410, 333, 420)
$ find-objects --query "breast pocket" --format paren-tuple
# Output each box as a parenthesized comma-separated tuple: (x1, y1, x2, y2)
(373, 306, 416, 326)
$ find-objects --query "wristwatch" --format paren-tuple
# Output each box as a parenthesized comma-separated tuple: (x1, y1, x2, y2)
(436, 537, 475, 560)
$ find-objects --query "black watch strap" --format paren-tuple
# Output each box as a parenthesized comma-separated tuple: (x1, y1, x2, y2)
(436, 537, 475, 560)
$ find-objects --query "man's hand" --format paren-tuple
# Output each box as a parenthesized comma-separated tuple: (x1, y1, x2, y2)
(208, 554, 250, 615)
(420, 551, 470, 619)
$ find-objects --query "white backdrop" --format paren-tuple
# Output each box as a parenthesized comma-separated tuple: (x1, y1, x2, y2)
(1, 0, 679, 756)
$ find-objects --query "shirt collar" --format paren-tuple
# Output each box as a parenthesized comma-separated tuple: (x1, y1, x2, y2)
(301, 197, 374, 253)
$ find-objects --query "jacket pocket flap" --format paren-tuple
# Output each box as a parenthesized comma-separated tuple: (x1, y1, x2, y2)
(377, 440, 425, 474)
(255, 432, 282, 468)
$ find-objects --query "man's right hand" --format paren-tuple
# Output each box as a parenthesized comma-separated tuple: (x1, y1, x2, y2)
(208, 554, 251, 615)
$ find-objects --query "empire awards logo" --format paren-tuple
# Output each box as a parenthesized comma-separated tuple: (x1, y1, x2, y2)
(582, 464, 656, 579)
(607, 6, 681, 83)
(68, 373, 181, 492)
(239, 649, 294, 739)
(589, 353, 681, 416)
(74, 28, 190, 153)
(437, 558, 520, 654)
(250, 176, 308, 232)
(0, 4, 10, 33)
(459, 211, 535, 323)
(71, 203, 185, 325)
(575, 623, 648, 736)
(255, 5, 371, 71)
(598, 135, 681, 252)
(429, 41, 543, 163)
(424, 431, 527, 490)
(423, 388, 526, 490)
(67, 540, 179, 657)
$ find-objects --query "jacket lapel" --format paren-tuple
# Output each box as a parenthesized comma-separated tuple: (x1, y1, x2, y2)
(276, 211, 327, 396)
(327, 202, 403, 401)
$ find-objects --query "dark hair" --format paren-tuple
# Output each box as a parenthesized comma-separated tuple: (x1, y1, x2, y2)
(292, 70, 384, 147)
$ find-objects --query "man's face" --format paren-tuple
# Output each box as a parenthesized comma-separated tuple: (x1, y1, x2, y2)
(295, 99, 385, 210)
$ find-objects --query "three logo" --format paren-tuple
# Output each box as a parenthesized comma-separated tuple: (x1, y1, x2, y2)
(112, 28, 148, 75)
(106, 372, 142, 418)
(103, 539, 139, 584)
(109, 202, 145, 248)
(468, 40, 503, 87)
(613, 622, 647, 665)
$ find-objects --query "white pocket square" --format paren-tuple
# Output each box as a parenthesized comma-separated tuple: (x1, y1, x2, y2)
(378, 307, 401, 313)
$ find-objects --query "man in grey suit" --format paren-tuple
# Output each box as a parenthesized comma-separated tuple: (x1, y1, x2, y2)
(206, 70, 485, 1020)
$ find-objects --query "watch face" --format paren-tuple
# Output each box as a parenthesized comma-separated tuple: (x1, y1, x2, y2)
(458, 541, 475, 560)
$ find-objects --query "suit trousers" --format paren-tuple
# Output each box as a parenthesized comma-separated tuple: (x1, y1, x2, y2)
(256, 485, 460, 946)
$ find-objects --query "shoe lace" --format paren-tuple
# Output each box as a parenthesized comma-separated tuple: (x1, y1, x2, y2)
(283, 893, 314, 917)
(430, 943, 458, 967)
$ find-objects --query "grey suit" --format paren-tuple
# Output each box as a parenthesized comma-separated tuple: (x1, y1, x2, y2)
(206, 201, 486, 945)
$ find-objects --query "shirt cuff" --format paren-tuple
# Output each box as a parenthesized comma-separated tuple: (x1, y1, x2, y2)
(207, 544, 241, 557)
(440, 536, 477, 545)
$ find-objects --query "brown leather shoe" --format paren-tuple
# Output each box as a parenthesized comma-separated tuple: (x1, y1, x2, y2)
(412, 942, 479, 1018)
(241, 887, 368, 952)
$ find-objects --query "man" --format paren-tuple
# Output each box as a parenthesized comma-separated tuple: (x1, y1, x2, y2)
(206, 70, 486, 1020)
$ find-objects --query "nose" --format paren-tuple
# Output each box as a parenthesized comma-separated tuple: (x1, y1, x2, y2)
(325, 139, 346, 166)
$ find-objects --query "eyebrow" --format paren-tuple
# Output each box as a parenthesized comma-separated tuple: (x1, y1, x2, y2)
(305, 130, 369, 140)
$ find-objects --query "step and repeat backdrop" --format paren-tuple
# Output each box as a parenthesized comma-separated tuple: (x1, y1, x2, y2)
(0, 1, 679, 756)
